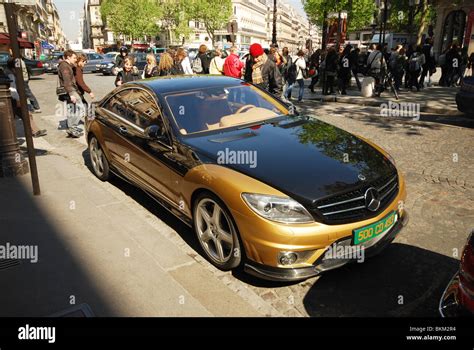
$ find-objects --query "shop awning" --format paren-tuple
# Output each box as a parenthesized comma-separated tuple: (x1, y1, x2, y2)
(0, 33, 34, 49)
(132, 43, 149, 49)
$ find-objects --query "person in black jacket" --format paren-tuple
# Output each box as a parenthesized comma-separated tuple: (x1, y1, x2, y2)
(323, 47, 338, 95)
(248, 43, 282, 96)
(338, 45, 352, 95)
(115, 57, 140, 86)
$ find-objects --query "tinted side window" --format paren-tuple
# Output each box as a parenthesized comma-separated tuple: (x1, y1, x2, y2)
(108, 89, 165, 132)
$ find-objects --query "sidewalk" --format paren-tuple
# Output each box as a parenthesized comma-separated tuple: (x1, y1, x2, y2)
(294, 74, 462, 116)
(0, 126, 278, 316)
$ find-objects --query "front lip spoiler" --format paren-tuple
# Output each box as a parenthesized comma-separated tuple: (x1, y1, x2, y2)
(244, 211, 409, 282)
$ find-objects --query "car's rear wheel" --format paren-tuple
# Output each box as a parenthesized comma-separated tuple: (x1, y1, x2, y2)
(89, 136, 110, 181)
(193, 193, 242, 270)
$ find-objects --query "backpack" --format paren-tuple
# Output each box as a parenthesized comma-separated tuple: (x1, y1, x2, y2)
(171, 61, 184, 75)
(192, 56, 203, 73)
(285, 58, 299, 83)
(409, 54, 420, 72)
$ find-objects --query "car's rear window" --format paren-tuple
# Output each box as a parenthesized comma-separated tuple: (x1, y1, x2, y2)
(165, 84, 289, 135)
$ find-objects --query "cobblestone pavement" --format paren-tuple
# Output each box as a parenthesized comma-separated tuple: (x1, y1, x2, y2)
(27, 74, 474, 317)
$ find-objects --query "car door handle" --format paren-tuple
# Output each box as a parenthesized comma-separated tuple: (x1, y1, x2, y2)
(119, 126, 128, 135)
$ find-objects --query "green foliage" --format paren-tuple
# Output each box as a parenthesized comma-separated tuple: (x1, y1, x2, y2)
(101, 0, 161, 40)
(159, 0, 195, 42)
(190, 0, 233, 46)
(303, 0, 375, 31)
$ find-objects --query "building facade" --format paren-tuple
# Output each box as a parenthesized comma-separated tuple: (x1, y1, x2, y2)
(0, 0, 66, 56)
(433, 0, 474, 56)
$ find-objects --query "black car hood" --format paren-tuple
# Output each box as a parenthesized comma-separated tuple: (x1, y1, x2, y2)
(182, 116, 396, 205)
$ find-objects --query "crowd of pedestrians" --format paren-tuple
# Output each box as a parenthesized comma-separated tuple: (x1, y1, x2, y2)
(54, 39, 473, 138)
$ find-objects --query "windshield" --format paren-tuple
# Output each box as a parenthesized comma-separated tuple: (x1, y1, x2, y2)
(165, 84, 289, 135)
(104, 53, 116, 59)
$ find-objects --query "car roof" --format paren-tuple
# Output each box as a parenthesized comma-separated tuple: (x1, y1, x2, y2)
(135, 75, 245, 95)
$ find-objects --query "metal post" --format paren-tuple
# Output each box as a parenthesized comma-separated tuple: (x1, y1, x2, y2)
(4, 2, 41, 195)
(272, 0, 277, 46)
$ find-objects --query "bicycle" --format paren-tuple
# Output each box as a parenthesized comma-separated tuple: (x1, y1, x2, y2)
(372, 69, 399, 100)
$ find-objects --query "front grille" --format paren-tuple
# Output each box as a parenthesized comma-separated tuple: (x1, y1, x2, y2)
(312, 172, 399, 224)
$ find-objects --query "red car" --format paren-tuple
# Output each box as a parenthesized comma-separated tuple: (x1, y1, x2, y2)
(439, 230, 474, 316)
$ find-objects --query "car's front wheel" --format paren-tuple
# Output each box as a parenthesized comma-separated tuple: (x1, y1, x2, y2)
(88, 136, 110, 181)
(193, 192, 242, 270)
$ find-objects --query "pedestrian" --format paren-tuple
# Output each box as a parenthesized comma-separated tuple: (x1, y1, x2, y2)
(176, 48, 193, 75)
(366, 44, 385, 94)
(419, 38, 435, 88)
(223, 46, 244, 78)
(5, 59, 46, 137)
(408, 45, 425, 91)
(19, 56, 42, 113)
(157, 52, 174, 76)
(192, 44, 211, 74)
(209, 48, 225, 75)
(392, 47, 406, 91)
(114, 56, 140, 86)
(58, 49, 83, 138)
(307, 49, 320, 93)
(142, 53, 159, 79)
(285, 49, 306, 101)
(323, 47, 338, 95)
(248, 43, 282, 96)
(74, 53, 95, 113)
(280, 47, 292, 97)
(338, 45, 352, 95)
(459, 46, 469, 83)
(349, 47, 361, 91)
(445, 43, 461, 87)
(115, 46, 128, 70)
(243, 53, 254, 83)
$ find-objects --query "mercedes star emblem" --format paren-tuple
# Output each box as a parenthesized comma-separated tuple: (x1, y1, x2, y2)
(365, 187, 381, 212)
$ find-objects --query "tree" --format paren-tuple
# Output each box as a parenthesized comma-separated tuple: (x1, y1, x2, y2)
(303, 0, 375, 33)
(190, 0, 233, 47)
(101, 0, 162, 42)
(159, 0, 195, 45)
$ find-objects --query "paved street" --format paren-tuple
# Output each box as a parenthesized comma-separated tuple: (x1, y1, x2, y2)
(2, 72, 473, 317)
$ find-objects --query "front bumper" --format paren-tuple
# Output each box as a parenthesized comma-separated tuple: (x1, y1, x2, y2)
(244, 211, 409, 282)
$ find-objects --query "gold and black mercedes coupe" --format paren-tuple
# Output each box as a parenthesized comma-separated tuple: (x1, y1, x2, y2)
(85, 76, 408, 281)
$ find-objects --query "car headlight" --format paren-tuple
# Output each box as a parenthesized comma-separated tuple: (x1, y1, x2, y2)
(241, 193, 314, 224)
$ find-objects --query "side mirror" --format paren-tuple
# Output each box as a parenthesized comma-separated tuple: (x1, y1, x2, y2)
(144, 125, 162, 140)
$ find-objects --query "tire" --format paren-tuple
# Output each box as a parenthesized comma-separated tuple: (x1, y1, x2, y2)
(193, 192, 243, 270)
(88, 136, 110, 181)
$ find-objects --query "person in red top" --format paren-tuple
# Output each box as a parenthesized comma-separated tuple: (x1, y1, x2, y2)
(223, 46, 244, 79)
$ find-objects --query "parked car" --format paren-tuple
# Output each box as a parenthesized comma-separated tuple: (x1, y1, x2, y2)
(99, 53, 156, 76)
(0, 51, 45, 78)
(439, 230, 474, 317)
(95, 52, 118, 74)
(41, 51, 63, 74)
(455, 76, 474, 117)
(81, 52, 105, 73)
(85, 76, 408, 281)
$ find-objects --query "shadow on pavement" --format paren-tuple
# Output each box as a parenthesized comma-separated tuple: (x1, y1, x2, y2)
(0, 174, 115, 317)
(302, 243, 459, 317)
(80, 149, 202, 255)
